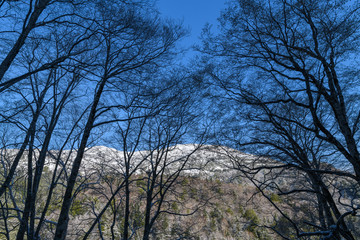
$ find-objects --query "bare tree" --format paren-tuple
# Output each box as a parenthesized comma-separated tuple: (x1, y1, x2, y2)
(52, 1, 185, 239)
(0, 0, 186, 239)
(0, 0, 96, 92)
(139, 93, 204, 240)
(78, 69, 206, 240)
(200, 0, 360, 238)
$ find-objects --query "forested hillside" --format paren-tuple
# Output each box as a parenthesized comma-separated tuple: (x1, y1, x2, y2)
(2, 145, 359, 239)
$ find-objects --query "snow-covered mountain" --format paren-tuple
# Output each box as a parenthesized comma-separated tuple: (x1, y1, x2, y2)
(1, 144, 278, 180)
(61, 144, 275, 180)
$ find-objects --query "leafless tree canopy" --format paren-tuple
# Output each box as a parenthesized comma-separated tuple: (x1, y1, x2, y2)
(1, 0, 360, 239)
(200, 0, 360, 239)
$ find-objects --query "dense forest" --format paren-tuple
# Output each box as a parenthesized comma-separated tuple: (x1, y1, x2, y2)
(0, 0, 359, 239)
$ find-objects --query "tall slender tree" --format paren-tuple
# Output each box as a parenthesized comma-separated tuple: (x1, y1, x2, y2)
(200, 0, 360, 238)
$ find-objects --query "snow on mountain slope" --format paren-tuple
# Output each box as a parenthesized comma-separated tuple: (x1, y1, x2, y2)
(77, 144, 275, 180)
(1, 144, 275, 181)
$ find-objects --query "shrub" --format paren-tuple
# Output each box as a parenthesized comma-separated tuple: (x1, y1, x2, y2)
(244, 208, 260, 233)
(171, 202, 179, 212)
(225, 207, 234, 215)
(70, 199, 87, 216)
(270, 193, 282, 203)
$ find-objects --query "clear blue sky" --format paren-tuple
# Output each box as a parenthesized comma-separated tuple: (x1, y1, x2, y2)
(156, 0, 227, 56)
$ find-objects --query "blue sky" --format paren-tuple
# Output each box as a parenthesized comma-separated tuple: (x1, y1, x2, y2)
(157, 0, 228, 57)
